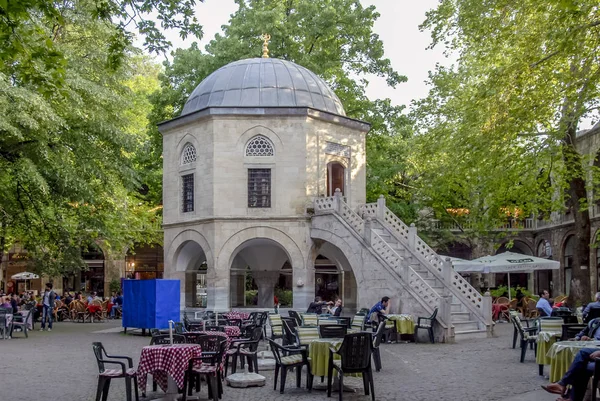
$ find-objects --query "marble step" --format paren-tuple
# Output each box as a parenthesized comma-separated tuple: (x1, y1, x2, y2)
(452, 320, 480, 331)
(454, 329, 489, 341)
(450, 312, 471, 322)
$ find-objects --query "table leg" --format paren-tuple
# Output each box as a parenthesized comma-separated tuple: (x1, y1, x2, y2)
(151, 375, 200, 401)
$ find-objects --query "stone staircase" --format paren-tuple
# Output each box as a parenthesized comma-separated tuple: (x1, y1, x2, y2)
(313, 191, 492, 341)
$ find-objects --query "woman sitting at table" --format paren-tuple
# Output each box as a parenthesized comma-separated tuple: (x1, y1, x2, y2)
(326, 298, 343, 316)
(542, 348, 600, 401)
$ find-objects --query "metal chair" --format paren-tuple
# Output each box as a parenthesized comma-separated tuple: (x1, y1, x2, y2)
(92, 342, 139, 401)
(269, 339, 313, 394)
(327, 332, 375, 401)
(319, 324, 347, 338)
(415, 308, 438, 343)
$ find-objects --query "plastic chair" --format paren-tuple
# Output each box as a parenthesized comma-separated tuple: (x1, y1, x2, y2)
(10, 308, 33, 338)
(149, 334, 186, 345)
(174, 322, 186, 334)
(415, 308, 438, 344)
(224, 326, 262, 375)
(562, 323, 586, 341)
(281, 317, 298, 346)
(269, 339, 313, 394)
(319, 324, 347, 338)
(183, 337, 227, 401)
(510, 313, 538, 363)
(327, 332, 375, 401)
(372, 321, 386, 372)
(585, 308, 600, 323)
(92, 342, 138, 401)
(269, 314, 284, 340)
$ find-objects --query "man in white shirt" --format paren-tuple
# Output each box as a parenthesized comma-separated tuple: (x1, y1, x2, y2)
(536, 289, 553, 317)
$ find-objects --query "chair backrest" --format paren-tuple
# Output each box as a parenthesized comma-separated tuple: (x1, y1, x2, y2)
(551, 308, 573, 317)
(282, 320, 298, 345)
(318, 317, 339, 325)
(150, 334, 186, 345)
(295, 326, 320, 345)
(197, 334, 224, 353)
(150, 328, 161, 336)
(538, 317, 563, 333)
(319, 324, 348, 338)
(204, 325, 225, 332)
(508, 299, 518, 310)
(337, 317, 352, 329)
(226, 319, 241, 327)
(373, 321, 386, 348)
(351, 314, 364, 330)
(174, 322, 186, 334)
(562, 323, 586, 340)
(537, 308, 549, 317)
(182, 332, 203, 344)
(269, 314, 283, 336)
(510, 313, 527, 335)
(300, 313, 318, 326)
(338, 333, 373, 371)
(288, 310, 302, 326)
(585, 307, 600, 323)
(495, 297, 510, 305)
(249, 326, 263, 341)
(357, 308, 369, 315)
(429, 308, 439, 320)
(92, 342, 108, 373)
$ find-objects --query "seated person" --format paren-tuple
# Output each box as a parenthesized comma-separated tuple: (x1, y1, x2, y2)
(327, 298, 343, 317)
(366, 296, 390, 326)
(110, 292, 123, 318)
(536, 289, 552, 317)
(542, 348, 600, 401)
(573, 317, 600, 341)
(10, 294, 19, 314)
(0, 296, 11, 309)
(306, 296, 331, 314)
(582, 292, 600, 320)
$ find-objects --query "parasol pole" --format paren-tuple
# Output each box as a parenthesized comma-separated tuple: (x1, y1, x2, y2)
(507, 273, 512, 302)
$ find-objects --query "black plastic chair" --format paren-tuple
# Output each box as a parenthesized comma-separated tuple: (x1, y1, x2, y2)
(510, 314, 538, 362)
(10, 308, 33, 338)
(269, 339, 313, 394)
(372, 322, 386, 372)
(224, 326, 262, 375)
(282, 317, 299, 346)
(585, 308, 600, 323)
(92, 342, 139, 401)
(288, 310, 302, 326)
(183, 337, 227, 401)
(562, 323, 587, 341)
(327, 332, 375, 401)
(415, 308, 438, 344)
(174, 322, 186, 334)
(149, 334, 186, 345)
(319, 324, 348, 338)
(537, 307, 549, 317)
(337, 317, 352, 329)
(182, 332, 203, 344)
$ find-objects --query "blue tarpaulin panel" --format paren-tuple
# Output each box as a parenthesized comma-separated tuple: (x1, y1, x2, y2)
(122, 279, 180, 329)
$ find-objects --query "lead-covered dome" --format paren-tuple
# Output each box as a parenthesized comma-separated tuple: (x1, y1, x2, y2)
(181, 58, 345, 116)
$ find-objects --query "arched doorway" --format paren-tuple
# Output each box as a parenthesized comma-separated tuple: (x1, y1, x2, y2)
(327, 162, 345, 196)
(311, 242, 357, 311)
(563, 235, 575, 295)
(229, 238, 293, 309)
(126, 244, 164, 280)
(175, 240, 208, 308)
(82, 244, 105, 297)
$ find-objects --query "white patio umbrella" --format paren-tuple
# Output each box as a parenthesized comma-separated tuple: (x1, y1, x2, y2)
(11, 272, 40, 291)
(465, 252, 560, 301)
(444, 256, 489, 272)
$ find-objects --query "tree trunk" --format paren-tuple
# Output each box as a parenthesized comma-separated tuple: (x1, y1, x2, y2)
(562, 121, 592, 306)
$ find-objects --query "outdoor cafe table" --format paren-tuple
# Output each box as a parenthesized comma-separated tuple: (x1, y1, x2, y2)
(386, 314, 415, 334)
(546, 340, 600, 382)
(137, 344, 202, 394)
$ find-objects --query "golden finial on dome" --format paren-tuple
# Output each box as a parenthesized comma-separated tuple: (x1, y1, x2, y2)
(261, 33, 271, 58)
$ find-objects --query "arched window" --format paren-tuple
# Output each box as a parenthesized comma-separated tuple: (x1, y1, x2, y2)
(245, 135, 274, 157)
(181, 143, 197, 164)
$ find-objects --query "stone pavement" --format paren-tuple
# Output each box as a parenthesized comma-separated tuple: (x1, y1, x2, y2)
(0, 320, 558, 401)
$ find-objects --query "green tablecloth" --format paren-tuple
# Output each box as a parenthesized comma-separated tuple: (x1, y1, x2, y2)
(309, 338, 343, 377)
(536, 331, 561, 366)
(546, 341, 600, 382)
(387, 314, 415, 334)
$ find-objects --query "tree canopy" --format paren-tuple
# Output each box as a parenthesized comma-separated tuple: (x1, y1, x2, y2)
(414, 0, 600, 302)
(0, 0, 193, 275)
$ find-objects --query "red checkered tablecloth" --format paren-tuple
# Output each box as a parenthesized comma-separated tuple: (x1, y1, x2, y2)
(137, 344, 201, 392)
(223, 325, 241, 338)
(224, 311, 250, 320)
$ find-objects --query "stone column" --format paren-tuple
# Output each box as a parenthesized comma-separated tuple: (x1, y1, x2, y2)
(252, 271, 280, 308)
(293, 265, 313, 310)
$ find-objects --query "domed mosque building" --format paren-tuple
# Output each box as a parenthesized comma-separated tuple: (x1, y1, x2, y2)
(159, 38, 490, 341)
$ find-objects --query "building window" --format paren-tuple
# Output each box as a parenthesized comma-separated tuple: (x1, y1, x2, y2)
(182, 174, 194, 212)
(245, 135, 274, 157)
(181, 143, 197, 164)
(248, 169, 271, 208)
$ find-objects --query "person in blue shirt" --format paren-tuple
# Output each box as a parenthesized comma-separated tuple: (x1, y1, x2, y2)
(574, 317, 600, 341)
(536, 289, 553, 317)
(366, 296, 390, 326)
(582, 292, 600, 320)
(542, 347, 600, 401)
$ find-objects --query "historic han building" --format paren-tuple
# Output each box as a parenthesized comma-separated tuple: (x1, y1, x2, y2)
(158, 50, 493, 342)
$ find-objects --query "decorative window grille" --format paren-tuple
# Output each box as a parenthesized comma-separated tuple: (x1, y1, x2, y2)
(245, 135, 274, 157)
(181, 143, 197, 164)
(248, 169, 271, 208)
(182, 174, 194, 212)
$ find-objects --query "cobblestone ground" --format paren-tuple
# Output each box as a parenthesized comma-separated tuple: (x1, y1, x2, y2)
(0, 320, 552, 401)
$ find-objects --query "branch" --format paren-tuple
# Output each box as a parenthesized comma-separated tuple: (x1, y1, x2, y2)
(530, 50, 561, 68)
